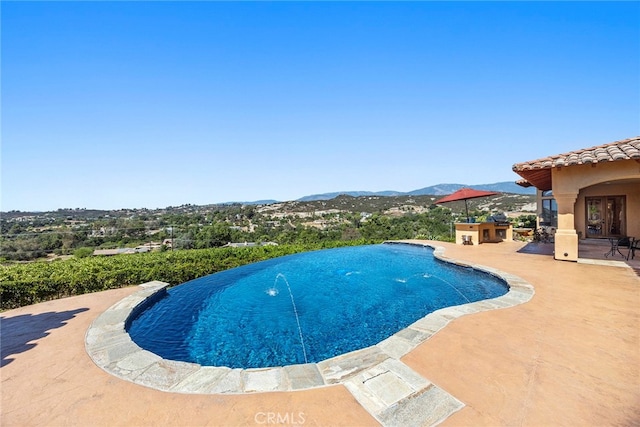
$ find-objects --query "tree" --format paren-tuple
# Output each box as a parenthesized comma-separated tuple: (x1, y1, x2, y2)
(195, 223, 231, 248)
(359, 215, 393, 240)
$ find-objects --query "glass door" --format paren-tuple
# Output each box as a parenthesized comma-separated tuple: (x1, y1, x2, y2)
(586, 198, 603, 237)
(606, 196, 625, 236)
(586, 196, 625, 238)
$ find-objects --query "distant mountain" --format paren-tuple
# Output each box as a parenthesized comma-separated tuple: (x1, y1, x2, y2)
(296, 190, 403, 202)
(406, 182, 535, 196)
(234, 199, 279, 205)
(295, 181, 534, 202)
(1, 182, 533, 215)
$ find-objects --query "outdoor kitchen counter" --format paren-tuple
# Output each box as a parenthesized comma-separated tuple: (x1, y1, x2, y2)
(454, 222, 513, 245)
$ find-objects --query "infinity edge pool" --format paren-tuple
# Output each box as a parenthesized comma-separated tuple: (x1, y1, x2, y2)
(85, 242, 534, 424)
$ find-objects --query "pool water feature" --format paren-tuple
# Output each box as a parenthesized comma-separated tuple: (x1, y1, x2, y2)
(276, 272, 308, 364)
(127, 243, 508, 369)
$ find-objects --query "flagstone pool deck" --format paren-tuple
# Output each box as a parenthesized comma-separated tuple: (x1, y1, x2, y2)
(2, 240, 639, 426)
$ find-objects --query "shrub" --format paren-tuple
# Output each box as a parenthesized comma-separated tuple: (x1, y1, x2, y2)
(73, 247, 94, 258)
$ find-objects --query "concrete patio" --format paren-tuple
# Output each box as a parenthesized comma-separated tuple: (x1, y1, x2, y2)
(2, 240, 638, 426)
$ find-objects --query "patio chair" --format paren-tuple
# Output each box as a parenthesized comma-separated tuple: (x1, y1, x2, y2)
(606, 236, 630, 258)
(627, 237, 639, 260)
(534, 227, 552, 243)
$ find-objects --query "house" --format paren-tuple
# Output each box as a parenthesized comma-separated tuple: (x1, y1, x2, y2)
(512, 136, 640, 261)
(134, 242, 163, 252)
(222, 242, 278, 248)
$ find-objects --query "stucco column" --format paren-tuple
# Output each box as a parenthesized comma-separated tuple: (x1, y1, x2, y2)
(554, 192, 579, 261)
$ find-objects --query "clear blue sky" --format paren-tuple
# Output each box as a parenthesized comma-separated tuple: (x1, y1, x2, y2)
(2, 1, 638, 211)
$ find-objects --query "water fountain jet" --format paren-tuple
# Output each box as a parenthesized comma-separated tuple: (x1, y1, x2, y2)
(275, 273, 308, 364)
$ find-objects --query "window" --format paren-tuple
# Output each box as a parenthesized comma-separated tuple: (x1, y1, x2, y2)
(540, 193, 557, 227)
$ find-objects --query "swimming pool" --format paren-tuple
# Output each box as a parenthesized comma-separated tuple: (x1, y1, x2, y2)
(127, 243, 508, 369)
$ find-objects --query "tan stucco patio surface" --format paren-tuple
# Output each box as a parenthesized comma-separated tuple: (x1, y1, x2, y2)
(2, 240, 639, 426)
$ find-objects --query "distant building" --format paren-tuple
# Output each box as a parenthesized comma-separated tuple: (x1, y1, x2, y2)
(222, 242, 278, 248)
(134, 242, 163, 252)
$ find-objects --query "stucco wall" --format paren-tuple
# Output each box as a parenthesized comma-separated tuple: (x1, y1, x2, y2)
(552, 160, 640, 239)
(576, 182, 640, 239)
(552, 160, 639, 193)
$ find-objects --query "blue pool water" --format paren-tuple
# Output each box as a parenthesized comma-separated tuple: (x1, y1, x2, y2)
(127, 243, 508, 369)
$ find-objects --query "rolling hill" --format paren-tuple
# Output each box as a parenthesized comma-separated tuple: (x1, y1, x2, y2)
(295, 181, 534, 202)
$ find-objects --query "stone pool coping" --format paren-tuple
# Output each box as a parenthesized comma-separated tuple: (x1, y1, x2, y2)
(85, 242, 534, 425)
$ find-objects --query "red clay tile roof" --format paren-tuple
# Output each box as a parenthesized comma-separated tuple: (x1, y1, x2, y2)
(512, 136, 640, 191)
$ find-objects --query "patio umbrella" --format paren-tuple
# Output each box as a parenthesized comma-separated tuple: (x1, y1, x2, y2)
(434, 188, 499, 222)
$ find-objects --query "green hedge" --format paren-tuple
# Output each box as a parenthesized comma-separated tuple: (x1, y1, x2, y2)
(0, 240, 376, 310)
